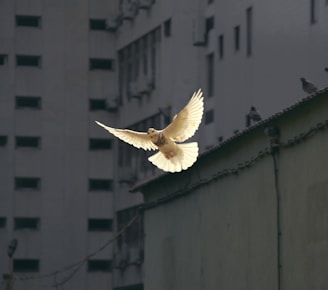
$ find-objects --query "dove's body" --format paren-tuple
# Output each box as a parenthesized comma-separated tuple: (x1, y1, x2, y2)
(96, 89, 204, 173)
(148, 129, 175, 158)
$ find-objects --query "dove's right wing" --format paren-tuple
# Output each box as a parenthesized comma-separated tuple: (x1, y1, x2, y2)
(95, 121, 157, 151)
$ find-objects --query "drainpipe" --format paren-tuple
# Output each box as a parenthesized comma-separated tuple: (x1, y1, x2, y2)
(265, 125, 282, 290)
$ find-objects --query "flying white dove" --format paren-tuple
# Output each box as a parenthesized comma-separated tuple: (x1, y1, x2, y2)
(95, 89, 204, 173)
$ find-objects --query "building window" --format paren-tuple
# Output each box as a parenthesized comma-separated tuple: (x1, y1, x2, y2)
(0, 54, 8, 66)
(205, 16, 214, 33)
(218, 34, 224, 59)
(142, 36, 148, 75)
(16, 55, 41, 67)
(133, 41, 140, 80)
(89, 179, 113, 191)
(89, 138, 112, 150)
(205, 109, 214, 124)
(0, 217, 6, 228)
(246, 7, 253, 57)
(89, 99, 107, 111)
(150, 29, 158, 87)
(14, 218, 40, 230)
(117, 206, 143, 248)
(0, 136, 8, 146)
(87, 260, 112, 272)
(89, 19, 107, 30)
(15, 177, 40, 190)
(234, 25, 240, 51)
(89, 58, 114, 71)
(163, 18, 171, 37)
(16, 136, 41, 148)
(206, 53, 214, 97)
(13, 259, 40, 272)
(88, 219, 113, 231)
(16, 96, 41, 109)
(310, 0, 318, 24)
(16, 15, 41, 27)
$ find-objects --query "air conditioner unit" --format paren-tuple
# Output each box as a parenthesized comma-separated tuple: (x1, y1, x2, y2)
(138, 0, 153, 10)
(129, 81, 141, 99)
(129, 247, 143, 264)
(137, 75, 151, 94)
(192, 18, 206, 46)
(147, 75, 155, 90)
(106, 16, 119, 32)
(117, 243, 129, 270)
(106, 98, 119, 111)
(122, 0, 138, 21)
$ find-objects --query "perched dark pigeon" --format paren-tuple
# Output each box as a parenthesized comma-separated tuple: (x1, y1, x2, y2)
(246, 106, 262, 127)
(300, 77, 318, 94)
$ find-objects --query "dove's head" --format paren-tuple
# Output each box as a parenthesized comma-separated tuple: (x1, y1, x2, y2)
(147, 128, 158, 140)
(147, 128, 157, 135)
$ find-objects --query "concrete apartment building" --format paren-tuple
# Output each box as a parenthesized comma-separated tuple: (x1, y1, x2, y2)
(0, 0, 328, 289)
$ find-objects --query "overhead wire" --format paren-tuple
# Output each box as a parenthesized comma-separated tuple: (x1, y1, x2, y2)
(11, 118, 328, 288)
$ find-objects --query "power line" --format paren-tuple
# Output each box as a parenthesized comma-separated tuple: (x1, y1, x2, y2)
(14, 214, 140, 284)
(11, 118, 328, 288)
(138, 119, 328, 211)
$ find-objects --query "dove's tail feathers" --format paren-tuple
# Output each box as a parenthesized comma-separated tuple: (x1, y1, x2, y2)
(148, 142, 199, 173)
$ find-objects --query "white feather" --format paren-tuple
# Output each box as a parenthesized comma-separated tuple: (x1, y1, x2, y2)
(148, 142, 198, 173)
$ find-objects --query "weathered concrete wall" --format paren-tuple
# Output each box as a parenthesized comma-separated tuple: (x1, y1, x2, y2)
(140, 91, 328, 290)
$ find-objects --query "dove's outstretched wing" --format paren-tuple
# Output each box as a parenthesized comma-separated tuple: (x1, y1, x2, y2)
(163, 89, 204, 142)
(95, 121, 157, 151)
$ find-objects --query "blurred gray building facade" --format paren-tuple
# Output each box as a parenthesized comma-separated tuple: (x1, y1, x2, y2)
(0, 0, 328, 290)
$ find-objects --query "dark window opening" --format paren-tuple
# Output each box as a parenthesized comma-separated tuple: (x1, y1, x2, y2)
(13, 259, 40, 272)
(14, 218, 40, 230)
(89, 58, 114, 71)
(234, 25, 240, 51)
(246, 7, 253, 57)
(0, 136, 8, 146)
(218, 34, 224, 59)
(0, 217, 6, 228)
(142, 36, 148, 75)
(89, 179, 113, 191)
(16, 136, 40, 148)
(0, 54, 8, 65)
(90, 19, 107, 30)
(89, 138, 112, 150)
(16, 15, 41, 27)
(88, 219, 113, 231)
(16, 55, 41, 67)
(87, 260, 112, 272)
(16, 96, 41, 109)
(205, 16, 214, 33)
(205, 109, 214, 124)
(207, 53, 214, 97)
(164, 18, 171, 37)
(15, 177, 40, 190)
(310, 0, 317, 24)
(89, 99, 107, 111)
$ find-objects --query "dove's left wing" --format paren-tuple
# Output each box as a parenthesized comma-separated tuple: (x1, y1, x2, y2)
(95, 121, 157, 151)
(163, 89, 204, 142)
